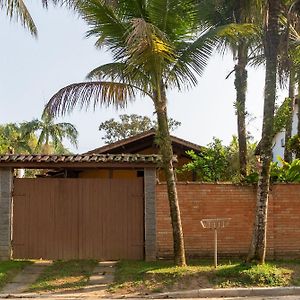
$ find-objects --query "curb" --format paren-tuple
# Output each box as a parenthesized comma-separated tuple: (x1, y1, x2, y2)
(147, 286, 300, 299)
(1, 287, 300, 299)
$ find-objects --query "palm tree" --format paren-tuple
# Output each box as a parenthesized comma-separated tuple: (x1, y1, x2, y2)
(231, 1, 262, 178)
(247, 0, 281, 264)
(44, 0, 236, 266)
(1, 0, 38, 36)
(0, 123, 34, 154)
(200, 0, 262, 178)
(23, 112, 78, 154)
(281, 1, 300, 162)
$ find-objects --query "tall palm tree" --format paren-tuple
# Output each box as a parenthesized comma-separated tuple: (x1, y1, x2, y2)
(247, 0, 281, 264)
(44, 0, 237, 266)
(200, 0, 262, 178)
(232, 1, 262, 178)
(23, 112, 78, 154)
(281, 1, 300, 161)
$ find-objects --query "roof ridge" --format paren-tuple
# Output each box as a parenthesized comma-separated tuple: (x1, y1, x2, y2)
(84, 128, 156, 155)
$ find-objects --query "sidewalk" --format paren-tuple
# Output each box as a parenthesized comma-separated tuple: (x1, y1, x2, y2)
(0, 261, 116, 299)
(148, 286, 300, 299)
(1, 286, 300, 299)
(1, 261, 51, 295)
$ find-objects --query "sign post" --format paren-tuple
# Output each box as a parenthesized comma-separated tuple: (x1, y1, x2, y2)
(200, 218, 231, 268)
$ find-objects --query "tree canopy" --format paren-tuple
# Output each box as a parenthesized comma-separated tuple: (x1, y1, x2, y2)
(99, 114, 181, 144)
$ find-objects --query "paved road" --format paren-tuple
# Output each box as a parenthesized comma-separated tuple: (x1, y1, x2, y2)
(1, 297, 300, 300)
(206, 297, 300, 300)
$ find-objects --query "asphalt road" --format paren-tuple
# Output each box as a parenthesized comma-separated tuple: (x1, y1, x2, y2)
(206, 296, 300, 300)
(2, 297, 300, 300)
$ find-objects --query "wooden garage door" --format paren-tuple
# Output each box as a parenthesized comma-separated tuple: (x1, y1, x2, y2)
(12, 178, 144, 260)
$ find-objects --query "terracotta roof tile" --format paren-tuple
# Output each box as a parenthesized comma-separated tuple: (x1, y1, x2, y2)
(0, 154, 172, 165)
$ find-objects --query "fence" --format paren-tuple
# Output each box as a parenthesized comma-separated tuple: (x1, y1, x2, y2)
(156, 183, 300, 258)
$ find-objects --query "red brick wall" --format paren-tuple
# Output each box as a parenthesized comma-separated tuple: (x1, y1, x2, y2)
(156, 183, 300, 258)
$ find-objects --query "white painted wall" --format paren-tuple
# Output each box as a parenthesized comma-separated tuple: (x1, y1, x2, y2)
(16, 169, 25, 178)
(272, 101, 298, 163)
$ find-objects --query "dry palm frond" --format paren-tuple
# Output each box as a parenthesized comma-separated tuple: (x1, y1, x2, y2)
(46, 81, 142, 116)
(126, 18, 176, 63)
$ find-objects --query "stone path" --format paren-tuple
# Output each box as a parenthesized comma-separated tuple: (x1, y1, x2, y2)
(1, 261, 51, 294)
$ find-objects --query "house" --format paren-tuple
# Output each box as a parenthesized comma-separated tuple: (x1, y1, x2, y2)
(1, 146, 300, 261)
(0, 131, 205, 262)
(272, 98, 299, 163)
(47, 129, 204, 181)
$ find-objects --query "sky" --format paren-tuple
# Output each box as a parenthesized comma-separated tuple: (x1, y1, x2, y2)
(0, 2, 287, 153)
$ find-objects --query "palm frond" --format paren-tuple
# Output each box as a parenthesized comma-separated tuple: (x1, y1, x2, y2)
(166, 25, 220, 88)
(87, 62, 153, 93)
(56, 122, 79, 147)
(126, 17, 176, 64)
(77, 0, 128, 59)
(46, 81, 140, 116)
(20, 119, 42, 137)
(117, 0, 147, 19)
(147, 0, 198, 36)
(1, 0, 37, 36)
(35, 130, 46, 152)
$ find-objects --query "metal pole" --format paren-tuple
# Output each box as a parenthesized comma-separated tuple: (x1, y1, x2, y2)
(214, 228, 217, 268)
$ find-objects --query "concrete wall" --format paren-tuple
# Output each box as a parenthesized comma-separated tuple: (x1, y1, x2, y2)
(0, 169, 12, 260)
(156, 183, 300, 259)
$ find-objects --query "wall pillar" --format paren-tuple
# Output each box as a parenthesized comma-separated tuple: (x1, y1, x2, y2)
(0, 168, 13, 260)
(144, 168, 157, 261)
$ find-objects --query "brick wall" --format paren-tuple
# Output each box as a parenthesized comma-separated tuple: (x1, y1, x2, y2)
(156, 183, 300, 259)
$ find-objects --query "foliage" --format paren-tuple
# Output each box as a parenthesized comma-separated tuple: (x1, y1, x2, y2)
(182, 138, 229, 182)
(287, 134, 300, 157)
(0, 260, 32, 289)
(0, 116, 77, 156)
(29, 260, 98, 292)
(245, 158, 300, 183)
(0, 123, 36, 154)
(226, 136, 258, 180)
(273, 97, 293, 135)
(181, 136, 258, 182)
(110, 259, 294, 294)
(22, 112, 78, 154)
(99, 114, 181, 144)
(215, 263, 290, 287)
(270, 158, 300, 183)
(243, 172, 259, 184)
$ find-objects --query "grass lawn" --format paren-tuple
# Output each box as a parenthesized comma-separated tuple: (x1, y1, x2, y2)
(109, 259, 300, 295)
(0, 260, 32, 291)
(28, 260, 98, 293)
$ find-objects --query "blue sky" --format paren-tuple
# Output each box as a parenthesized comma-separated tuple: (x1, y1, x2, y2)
(0, 2, 287, 153)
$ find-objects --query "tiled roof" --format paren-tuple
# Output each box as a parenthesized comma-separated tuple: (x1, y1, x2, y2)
(85, 129, 203, 154)
(0, 154, 168, 164)
(85, 129, 156, 154)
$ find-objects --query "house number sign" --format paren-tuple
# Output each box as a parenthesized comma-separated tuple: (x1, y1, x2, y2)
(200, 218, 231, 268)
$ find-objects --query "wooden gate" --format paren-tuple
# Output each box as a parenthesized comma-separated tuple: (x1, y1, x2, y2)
(12, 178, 144, 260)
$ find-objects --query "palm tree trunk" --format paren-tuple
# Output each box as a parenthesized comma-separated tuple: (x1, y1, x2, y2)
(234, 41, 248, 178)
(153, 86, 186, 267)
(247, 0, 280, 264)
(297, 76, 300, 159)
(284, 69, 295, 162)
